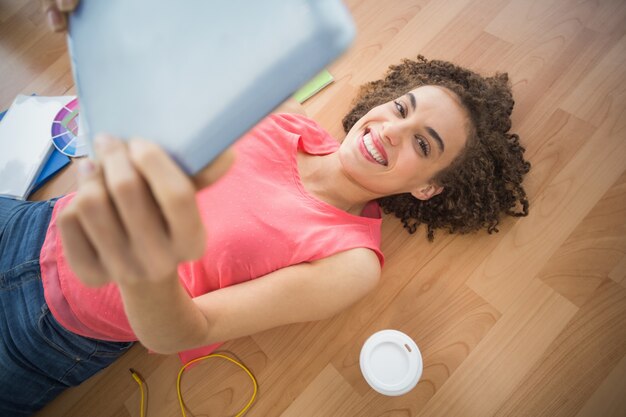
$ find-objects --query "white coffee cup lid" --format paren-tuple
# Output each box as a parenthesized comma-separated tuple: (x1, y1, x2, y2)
(359, 329, 423, 396)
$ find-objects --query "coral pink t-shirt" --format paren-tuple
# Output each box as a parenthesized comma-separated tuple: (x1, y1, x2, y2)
(40, 113, 384, 360)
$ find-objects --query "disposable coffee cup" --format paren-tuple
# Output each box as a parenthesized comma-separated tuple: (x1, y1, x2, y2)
(359, 329, 423, 396)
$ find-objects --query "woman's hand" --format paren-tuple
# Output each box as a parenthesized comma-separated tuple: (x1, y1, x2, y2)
(41, 0, 79, 32)
(58, 135, 233, 288)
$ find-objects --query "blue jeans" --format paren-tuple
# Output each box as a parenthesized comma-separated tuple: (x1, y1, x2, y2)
(0, 197, 134, 417)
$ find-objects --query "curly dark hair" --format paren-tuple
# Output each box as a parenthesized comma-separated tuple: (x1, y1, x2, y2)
(342, 55, 531, 241)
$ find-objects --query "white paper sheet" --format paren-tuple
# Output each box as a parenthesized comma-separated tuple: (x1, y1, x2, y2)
(0, 95, 73, 199)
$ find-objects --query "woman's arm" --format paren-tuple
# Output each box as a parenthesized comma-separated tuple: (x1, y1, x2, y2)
(58, 135, 233, 285)
(120, 247, 380, 354)
(193, 248, 380, 348)
(58, 134, 379, 354)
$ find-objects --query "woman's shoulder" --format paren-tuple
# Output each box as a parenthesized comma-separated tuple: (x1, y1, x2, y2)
(312, 247, 382, 287)
(267, 112, 325, 136)
(268, 113, 339, 155)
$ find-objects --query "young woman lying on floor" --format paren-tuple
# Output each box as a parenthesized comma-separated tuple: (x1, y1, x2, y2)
(1, 2, 530, 415)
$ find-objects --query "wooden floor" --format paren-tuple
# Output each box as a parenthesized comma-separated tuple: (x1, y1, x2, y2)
(1, 0, 625, 416)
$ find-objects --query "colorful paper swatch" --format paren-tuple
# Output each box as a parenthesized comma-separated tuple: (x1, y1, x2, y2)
(51, 98, 88, 157)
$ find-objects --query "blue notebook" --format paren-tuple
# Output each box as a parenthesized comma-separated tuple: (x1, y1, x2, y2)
(0, 108, 71, 195)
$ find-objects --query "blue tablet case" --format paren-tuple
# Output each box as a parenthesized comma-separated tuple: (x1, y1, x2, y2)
(68, 0, 355, 174)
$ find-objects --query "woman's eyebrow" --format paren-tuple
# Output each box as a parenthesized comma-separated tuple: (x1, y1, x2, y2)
(406, 92, 445, 153)
(406, 92, 416, 110)
(426, 127, 445, 153)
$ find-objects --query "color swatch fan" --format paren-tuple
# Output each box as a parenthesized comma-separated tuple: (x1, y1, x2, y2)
(51, 97, 88, 157)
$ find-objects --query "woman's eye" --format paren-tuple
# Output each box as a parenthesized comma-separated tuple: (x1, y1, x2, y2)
(394, 100, 406, 118)
(416, 136, 430, 156)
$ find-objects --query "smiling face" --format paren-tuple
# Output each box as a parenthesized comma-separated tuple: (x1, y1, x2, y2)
(338, 85, 470, 200)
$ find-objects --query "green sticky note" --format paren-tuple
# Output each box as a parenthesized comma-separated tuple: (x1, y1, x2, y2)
(293, 69, 334, 103)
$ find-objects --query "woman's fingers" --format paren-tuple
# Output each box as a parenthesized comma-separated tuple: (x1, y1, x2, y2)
(57, 202, 109, 287)
(71, 158, 141, 282)
(59, 135, 213, 286)
(41, 0, 79, 31)
(94, 135, 177, 279)
(55, 0, 79, 13)
(128, 139, 206, 261)
(46, 5, 66, 31)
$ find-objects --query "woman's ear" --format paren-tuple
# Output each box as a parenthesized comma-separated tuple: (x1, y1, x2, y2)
(411, 184, 443, 200)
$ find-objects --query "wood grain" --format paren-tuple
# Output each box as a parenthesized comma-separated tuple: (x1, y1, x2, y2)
(0, 0, 624, 416)
(493, 279, 626, 417)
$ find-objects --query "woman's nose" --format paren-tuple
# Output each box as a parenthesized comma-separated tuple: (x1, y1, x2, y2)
(382, 122, 402, 146)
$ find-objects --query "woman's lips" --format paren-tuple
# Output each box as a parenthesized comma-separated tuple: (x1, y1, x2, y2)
(360, 129, 388, 166)
(368, 128, 388, 161)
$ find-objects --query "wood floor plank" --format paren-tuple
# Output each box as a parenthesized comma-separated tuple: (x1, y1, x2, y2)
(538, 171, 626, 306)
(500, 24, 599, 129)
(334, 0, 425, 77)
(585, 0, 626, 35)
(349, 0, 475, 86)
(561, 33, 626, 127)
(419, 0, 511, 64)
(575, 353, 626, 417)
(608, 255, 626, 287)
(510, 26, 623, 142)
(20, 52, 74, 97)
(415, 279, 578, 417)
(492, 279, 626, 417)
(452, 31, 513, 74)
(0, 1, 65, 109)
(467, 90, 626, 311)
(0, 0, 28, 23)
(517, 109, 595, 207)
(280, 364, 362, 417)
(484, 0, 606, 44)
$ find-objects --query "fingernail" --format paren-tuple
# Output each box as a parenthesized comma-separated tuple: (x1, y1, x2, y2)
(47, 9, 64, 31)
(58, 0, 75, 12)
(77, 159, 95, 177)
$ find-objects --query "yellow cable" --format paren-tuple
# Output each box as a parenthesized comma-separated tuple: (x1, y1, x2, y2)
(177, 353, 258, 417)
(129, 369, 145, 417)
(130, 353, 257, 417)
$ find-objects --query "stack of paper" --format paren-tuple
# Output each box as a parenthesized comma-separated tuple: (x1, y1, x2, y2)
(0, 95, 73, 199)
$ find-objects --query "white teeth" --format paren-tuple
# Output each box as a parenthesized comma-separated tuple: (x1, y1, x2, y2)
(363, 132, 387, 165)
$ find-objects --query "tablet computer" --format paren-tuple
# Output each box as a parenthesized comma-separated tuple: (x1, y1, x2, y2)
(68, 0, 355, 174)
